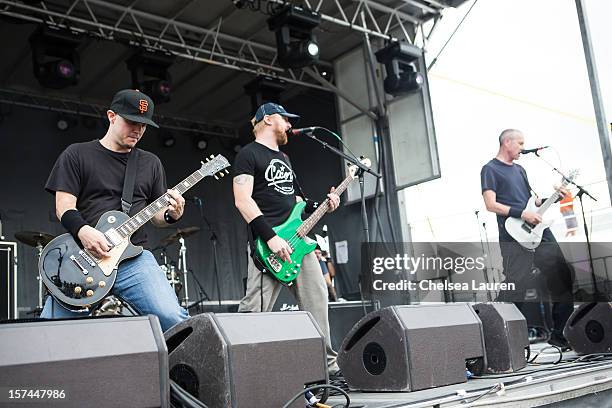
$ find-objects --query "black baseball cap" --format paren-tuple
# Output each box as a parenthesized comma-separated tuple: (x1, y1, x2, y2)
(109, 89, 159, 128)
(253, 102, 300, 124)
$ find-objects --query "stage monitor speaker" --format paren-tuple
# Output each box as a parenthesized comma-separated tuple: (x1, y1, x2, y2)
(329, 300, 379, 351)
(164, 312, 327, 408)
(337, 304, 486, 392)
(564, 302, 612, 354)
(472, 302, 528, 373)
(0, 315, 169, 408)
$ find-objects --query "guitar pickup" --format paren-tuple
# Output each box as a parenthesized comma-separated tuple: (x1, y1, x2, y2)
(266, 254, 283, 273)
(70, 255, 89, 275)
(521, 222, 534, 233)
(79, 250, 97, 267)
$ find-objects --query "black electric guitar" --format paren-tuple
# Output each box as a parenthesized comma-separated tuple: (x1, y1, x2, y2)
(39, 154, 230, 311)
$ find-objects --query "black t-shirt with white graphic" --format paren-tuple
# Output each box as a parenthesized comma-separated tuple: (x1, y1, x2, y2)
(45, 140, 167, 247)
(233, 141, 299, 236)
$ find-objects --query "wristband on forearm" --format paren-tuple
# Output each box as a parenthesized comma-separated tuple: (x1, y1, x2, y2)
(164, 210, 178, 224)
(61, 209, 88, 239)
(508, 207, 523, 219)
(249, 215, 276, 242)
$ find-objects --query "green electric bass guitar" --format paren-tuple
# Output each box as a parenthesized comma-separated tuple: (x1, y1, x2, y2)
(254, 161, 365, 285)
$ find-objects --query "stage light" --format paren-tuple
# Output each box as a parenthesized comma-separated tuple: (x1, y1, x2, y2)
(127, 50, 174, 104)
(29, 26, 82, 89)
(244, 75, 286, 116)
(194, 136, 208, 150)
(56, 116, 70, 131)
(267, 5, 321, 69)
(375, 42, 424, 96)
(161, 132, 175, 148)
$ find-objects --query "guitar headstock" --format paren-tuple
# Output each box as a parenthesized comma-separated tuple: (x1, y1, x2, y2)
(348, 157, 372, 179)
(562, 169, 580, 185)
(200, 154, 231, 180)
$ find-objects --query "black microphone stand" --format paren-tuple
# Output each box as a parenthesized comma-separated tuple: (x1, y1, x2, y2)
(533, 153, 605, 301)
(300, 130, 381, 244)
(474, 210, 492, 301)
(193, 198, 223, 307)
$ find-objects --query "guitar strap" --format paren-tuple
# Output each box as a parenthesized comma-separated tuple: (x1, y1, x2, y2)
(121, 148, 140, 215)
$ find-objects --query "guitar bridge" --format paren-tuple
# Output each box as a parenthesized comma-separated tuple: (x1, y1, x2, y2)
(70, 255, 89, 275)
(267, 254, 283, 273)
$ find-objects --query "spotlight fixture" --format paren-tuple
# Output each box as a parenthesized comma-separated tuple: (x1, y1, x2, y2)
(56, 115, 70, 131)
(244, 75, 286, 115)
(161, 132, 175, 148)
(193, 136, 208, 151)
(375, 42, 425, 96)
(267, 5, 321, 69)
(29, 26, 82, 89)
(127, 50, 174, 104)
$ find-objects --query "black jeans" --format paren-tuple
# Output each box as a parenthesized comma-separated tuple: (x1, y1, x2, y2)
(497, 229, 574, 335)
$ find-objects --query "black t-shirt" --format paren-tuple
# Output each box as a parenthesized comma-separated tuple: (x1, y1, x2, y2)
(233, 141, 299, 238)
(481, 158, 532, 241)
(45, 140, 167, 247)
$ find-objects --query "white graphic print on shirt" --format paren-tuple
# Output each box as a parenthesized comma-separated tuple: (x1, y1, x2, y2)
(265, 158, 294, 195)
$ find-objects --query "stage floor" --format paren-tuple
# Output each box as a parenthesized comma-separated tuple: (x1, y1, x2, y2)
(327, 343, 612, 408)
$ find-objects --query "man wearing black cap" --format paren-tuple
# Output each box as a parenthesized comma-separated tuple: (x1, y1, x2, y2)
(233, 102, 341, 373)
(41, 89, 189, 331)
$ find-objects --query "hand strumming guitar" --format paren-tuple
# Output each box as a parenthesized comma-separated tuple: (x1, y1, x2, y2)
(267, 235, 293, 263)
(77, 225, 111, 259)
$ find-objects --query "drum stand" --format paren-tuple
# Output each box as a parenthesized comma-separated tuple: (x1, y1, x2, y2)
(35, 243, 44, 313)
(177, 236, 190, 307)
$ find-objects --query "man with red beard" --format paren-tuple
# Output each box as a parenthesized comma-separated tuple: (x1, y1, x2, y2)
(233, 102, 340, 374)
(41, 89, 188, 331)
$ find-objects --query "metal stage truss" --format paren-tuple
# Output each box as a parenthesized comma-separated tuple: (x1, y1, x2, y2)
(0, 87, 239, 137)
(0, 0, 451, 92)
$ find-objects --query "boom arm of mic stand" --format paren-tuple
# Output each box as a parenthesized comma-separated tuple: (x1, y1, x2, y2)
(303, 132, 382, 179)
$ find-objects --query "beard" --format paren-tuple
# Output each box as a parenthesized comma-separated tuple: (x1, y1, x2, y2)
(275, 128, 288, 145)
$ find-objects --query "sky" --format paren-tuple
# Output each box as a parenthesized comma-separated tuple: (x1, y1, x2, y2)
(401, 0, 612, 243)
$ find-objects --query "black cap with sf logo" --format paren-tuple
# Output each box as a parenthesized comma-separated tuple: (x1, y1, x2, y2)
(109, 89, 159, 128)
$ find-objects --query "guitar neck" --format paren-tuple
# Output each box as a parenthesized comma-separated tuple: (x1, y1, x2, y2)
(297, 174, 354, 237)
(535, 180, 569, 216)
(115, 168, 206, 238)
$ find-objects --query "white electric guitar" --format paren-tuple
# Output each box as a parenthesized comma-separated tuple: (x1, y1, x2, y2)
(505, 170, 579, 249)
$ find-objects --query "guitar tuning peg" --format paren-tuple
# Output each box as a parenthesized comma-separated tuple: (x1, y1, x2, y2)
(220, 172, 225, 177)
(210, 154, 214, 159)
(214, 175, 219, 180)
(201, 161, 205, 166)
(225, 169, 229, 174)
(206, 158, 210, 162)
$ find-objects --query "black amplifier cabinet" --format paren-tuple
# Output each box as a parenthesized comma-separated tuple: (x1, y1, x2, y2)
(0, 241, 17, 320)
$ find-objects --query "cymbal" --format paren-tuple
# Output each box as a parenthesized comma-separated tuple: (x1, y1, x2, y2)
(160, 226, 200, 247)
(14, 231, 55, 247)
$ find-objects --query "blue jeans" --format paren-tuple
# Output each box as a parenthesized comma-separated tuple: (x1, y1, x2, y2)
(41, 250, 189, 332)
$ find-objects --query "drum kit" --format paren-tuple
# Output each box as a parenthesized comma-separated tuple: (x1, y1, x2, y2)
(15, 225, 201, 316)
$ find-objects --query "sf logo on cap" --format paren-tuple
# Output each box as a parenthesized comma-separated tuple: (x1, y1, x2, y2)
(139, 99, 149, 114)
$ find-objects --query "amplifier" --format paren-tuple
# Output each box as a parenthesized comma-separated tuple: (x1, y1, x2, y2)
(0, 241, 17, 320)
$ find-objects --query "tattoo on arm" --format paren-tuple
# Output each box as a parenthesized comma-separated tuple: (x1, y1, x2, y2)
(234, 175, 248, 185)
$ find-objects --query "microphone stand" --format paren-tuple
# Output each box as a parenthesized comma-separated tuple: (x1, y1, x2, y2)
(194, 198, 222, 307)
(475, 211, 492, 301)
(532, 154, 605, 301)
(300, 130, 381, 243)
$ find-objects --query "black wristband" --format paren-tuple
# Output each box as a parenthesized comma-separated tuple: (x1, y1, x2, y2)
(249, 215, 276, 242)
(61, 209, 88, 239)
(164, 210, 178, 224)
(508, 207, 523, 219)
(304, 199, 320, 214)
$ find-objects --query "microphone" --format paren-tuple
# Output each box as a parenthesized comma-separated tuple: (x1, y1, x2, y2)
(521, 146, 549, 154)
(287, 126, 318, 136)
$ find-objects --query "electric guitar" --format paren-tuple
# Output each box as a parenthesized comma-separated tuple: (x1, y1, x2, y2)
(254, 160, 366, 285)
(39, 154, 230, 311)
(505, 170, 578, 250)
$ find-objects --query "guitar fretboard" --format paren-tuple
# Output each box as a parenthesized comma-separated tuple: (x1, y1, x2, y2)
(296, 173, 355, 237)
(116, 168, 206, 238)
(536, 177, 572, 216)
